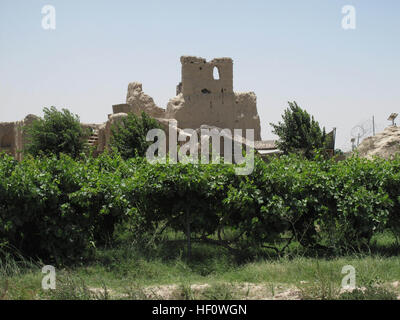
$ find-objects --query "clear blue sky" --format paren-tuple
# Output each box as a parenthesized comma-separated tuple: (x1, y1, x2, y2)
(1, 0, 399, 150)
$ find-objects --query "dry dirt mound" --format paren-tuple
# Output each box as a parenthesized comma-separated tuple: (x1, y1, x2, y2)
(356, 126, 400, 159)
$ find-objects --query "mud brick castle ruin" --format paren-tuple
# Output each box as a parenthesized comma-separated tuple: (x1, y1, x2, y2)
(0, 56, 277, 160)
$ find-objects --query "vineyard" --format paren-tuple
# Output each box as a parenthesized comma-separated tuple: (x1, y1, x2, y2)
(1, 152, 400, 265)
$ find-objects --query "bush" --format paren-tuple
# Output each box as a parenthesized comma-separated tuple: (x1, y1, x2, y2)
(126, 154, 400, 256)
(270, 101, 327, 159)
(24, 107, 89, 159)
(222, 154, 398, 253)
(0, 153, 132, 264)
(1, 151, 400, 263)
(110, 112, 162, 159)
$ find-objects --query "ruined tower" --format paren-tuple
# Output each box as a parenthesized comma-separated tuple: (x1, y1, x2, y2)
(166, 56, 261, 140)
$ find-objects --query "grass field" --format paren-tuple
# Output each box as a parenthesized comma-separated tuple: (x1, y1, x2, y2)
(1, 231, 400, 300)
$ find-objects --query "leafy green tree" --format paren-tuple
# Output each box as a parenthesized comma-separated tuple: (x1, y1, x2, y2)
(24, 106, 89, 158)
(270, 101, 326, 159)
(110, 111, 162, 159)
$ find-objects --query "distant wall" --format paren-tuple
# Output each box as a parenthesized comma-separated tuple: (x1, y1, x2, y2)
(0, 115, 38, 161)
(0, 122, 17, 157)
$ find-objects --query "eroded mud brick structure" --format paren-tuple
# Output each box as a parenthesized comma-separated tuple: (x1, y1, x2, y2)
(1, 56, 275, 160)
(0, 115, 38, 161)
(165, 56, 261, 139)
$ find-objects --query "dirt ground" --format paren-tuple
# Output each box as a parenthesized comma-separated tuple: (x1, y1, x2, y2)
(88, 281, 400, 300)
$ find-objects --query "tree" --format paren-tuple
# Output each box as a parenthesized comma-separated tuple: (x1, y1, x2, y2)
(270, 101, 326, 159)
(110, 111, 162, 159)
(24, 107, 89, 158)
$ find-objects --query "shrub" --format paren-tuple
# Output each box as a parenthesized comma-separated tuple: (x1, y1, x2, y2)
(1, 150, 400, 263)
(125, 158, 239, 258)
(24, 107, 89, 159)
(270, 101, 327, 159)
(222, 154, 398, 253)
(110, 112, 162, 159)
(0, 153, 132, 263)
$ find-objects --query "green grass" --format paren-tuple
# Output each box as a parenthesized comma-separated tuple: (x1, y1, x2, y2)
(1, 232, 400, 300)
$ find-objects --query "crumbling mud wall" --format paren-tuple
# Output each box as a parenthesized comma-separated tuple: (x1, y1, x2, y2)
(0, 122, 18, 157)
(0, 115, 38, 161)
(112, 82, 166, 119)
(165, 56, 261, 140)
(110, 56, 262, 143)
(96, 113, 128, 153)
(97, 55, 262, 153)
(1, 56, 264, 160)
(0, 115, 101, 160)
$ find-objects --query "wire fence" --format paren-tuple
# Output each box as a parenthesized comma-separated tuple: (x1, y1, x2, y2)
(350, 117, 386, 150)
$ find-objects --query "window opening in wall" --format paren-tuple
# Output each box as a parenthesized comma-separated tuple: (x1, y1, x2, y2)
(213, 66, 220, 80)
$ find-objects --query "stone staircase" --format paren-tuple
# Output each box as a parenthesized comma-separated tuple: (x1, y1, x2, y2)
(87, 129, 99, 148)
